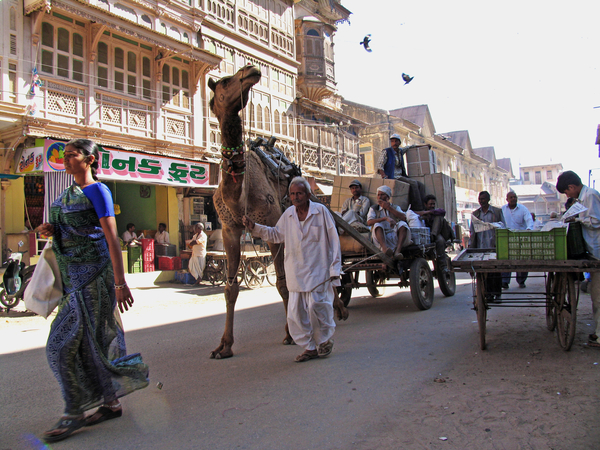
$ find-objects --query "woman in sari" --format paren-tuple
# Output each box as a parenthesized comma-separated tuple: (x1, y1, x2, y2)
(37, 139, 149, 443)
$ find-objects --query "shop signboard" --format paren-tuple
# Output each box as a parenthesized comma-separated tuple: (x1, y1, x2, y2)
(35, 139, 211, 187)
(15, 146, 44, 173)
(96, 147, 210, 187)
(44, 140, 66, 172)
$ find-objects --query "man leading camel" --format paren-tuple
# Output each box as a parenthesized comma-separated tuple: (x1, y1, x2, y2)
(242, 177, 341, 363)
(367, 185, 412, 259)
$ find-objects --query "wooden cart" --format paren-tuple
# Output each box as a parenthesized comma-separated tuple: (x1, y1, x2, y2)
(452, 248, 600, 351)
(203, 250, 276, 289)
(329, 210, 457, 310)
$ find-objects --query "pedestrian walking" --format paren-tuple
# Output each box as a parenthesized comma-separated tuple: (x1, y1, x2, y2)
(242, 177, 341, 362)
(36, 139, 149, 443)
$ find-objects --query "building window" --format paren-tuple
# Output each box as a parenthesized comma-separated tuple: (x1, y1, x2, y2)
(264, 106, 270, 132)
(10, 7, 16, 30)
(97, 40, 152, 100)
(535, 171, 542, 184)
(162, 63, 190, 110)
(546, 170, 552, 180)
(41, 22, 84, 82)
(524, 172, 530, 182)
(141, 15, 152, 28)
(256, 105, 263, 129)
(8, 62, 17, 102)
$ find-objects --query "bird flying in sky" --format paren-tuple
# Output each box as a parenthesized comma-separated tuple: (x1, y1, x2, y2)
(402, 73, 414, 85)
(360, 35, 372, 52)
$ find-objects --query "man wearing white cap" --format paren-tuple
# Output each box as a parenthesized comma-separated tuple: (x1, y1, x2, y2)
(377, 134, 426, 211)
(367, 185, 412, 258)
(341, 179, 371, 231)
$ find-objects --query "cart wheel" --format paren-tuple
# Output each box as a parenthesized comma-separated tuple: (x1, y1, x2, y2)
(337, 273, 353, 307)
(545, 272, 557, 331)
(265, 262, 277, 286)
(476, 273, 487, 350)
(410, 258, 434, 310)
(244, 260, 267, 289)
(556, 273, 578, 351)
(436, 255, 456, 297)
(366, 270, 385, 298)
(204, 258, 225, 286)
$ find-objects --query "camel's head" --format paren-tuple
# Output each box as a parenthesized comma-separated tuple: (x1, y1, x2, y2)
(208, 65, 261, 119)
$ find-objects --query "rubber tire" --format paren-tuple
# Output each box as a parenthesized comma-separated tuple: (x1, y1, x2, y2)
(545, 272, 557, 331)
(436, 255, 456, 297)
(409, 258, 434, 310)
(366, 270, 385, 298)
(0, 288, 20, 309)
(337, 273, 353, 307)
(556, 274, 578, 351)
(243, 260, 266, 289)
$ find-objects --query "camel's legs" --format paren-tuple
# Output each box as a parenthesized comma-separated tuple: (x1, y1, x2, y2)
(210, 226, 243, 359)
(268, 242, 293, 344)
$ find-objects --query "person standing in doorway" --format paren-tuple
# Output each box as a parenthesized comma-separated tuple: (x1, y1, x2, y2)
(188, 222, 207, 284)
(501, 191, 533, 289)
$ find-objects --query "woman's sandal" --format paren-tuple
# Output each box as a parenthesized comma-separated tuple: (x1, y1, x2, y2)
(85, 403, 123, 427)
(295, 350, 319, 363)
(43, 416, 85, 443)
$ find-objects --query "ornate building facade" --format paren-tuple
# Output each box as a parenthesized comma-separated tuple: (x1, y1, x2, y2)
(0, 0, 360, 258)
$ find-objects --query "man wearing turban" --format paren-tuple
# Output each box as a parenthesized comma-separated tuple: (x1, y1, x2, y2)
(367, 185, 412, 259)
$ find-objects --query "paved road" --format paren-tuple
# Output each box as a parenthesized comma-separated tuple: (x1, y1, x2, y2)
(1, 271, 599, 449)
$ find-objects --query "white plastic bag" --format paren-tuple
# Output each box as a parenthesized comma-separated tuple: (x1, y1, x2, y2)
(24, 242, 63, 318)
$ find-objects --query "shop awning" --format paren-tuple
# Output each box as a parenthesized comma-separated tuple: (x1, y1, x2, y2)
(0, 174, 22, 179)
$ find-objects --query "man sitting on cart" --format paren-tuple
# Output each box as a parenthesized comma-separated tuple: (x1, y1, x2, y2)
(415, 194, 454, 275)
(367, 185, 412, 260)
(341, 179, 371, 232)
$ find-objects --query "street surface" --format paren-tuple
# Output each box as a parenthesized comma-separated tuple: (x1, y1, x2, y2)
(1, 269, 600, 450)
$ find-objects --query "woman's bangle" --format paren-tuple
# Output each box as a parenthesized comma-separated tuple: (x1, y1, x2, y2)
(115, 283, 127, 290)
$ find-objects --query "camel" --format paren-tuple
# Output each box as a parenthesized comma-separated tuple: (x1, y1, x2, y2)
(208, 65, 347, 359)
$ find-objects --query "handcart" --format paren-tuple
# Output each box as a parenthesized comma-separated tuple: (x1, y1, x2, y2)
(452, 248, 600, 351)
(203, 251, 276, 289)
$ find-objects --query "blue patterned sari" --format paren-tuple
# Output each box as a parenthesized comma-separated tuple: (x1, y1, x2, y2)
(47, 184, 148, 415)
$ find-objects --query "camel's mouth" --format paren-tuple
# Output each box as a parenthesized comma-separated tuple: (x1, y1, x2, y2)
(241, 65, 261, 83)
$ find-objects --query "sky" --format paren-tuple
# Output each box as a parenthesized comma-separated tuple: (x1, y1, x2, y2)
(333, 0, 600, 186)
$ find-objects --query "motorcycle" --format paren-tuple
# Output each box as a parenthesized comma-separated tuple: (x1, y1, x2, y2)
(0, 241, 36, 311)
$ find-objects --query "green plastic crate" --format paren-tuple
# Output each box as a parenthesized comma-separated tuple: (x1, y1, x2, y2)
(496, 228, 567, 260)
(127, 246, 143, 273)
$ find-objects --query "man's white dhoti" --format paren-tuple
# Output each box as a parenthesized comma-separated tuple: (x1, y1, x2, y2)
(287, 281, 336, 351)
(371, 220, 411, 251)
(189, 256, 206, 281)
